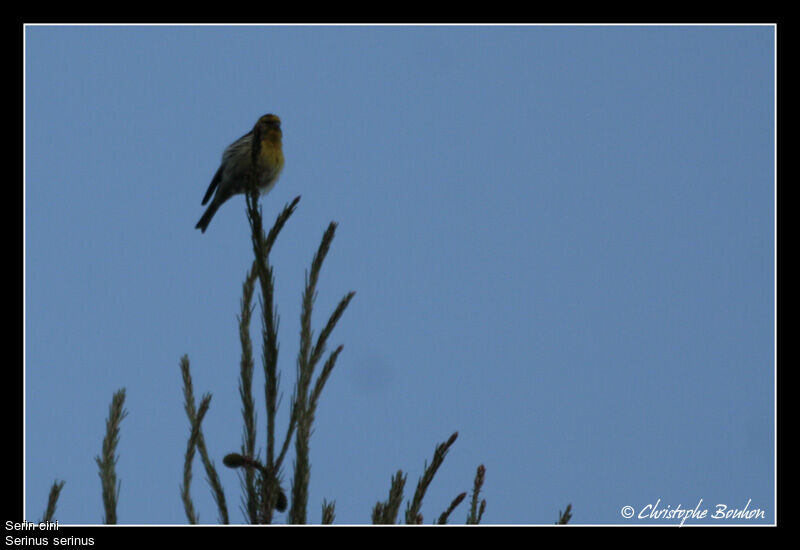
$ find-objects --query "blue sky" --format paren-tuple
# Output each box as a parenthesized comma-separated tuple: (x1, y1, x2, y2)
(24, 25, 775, 525)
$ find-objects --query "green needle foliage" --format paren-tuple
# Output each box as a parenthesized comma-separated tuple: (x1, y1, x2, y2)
(40, 480, 65, 523)
(179, 356, 229, 524)
(237, 261, 260, 523)
(95, 388, 127, 525)
(289, 223, 355, 525)
(557, 504, 573, 525)
(467, 464, 487, 525)
(372, 434, 488, 525)
(321, 500, 336, 524)
(372, 471, 407, 524)
(438, 492, 467, 525)
(405, 432, 459, 524)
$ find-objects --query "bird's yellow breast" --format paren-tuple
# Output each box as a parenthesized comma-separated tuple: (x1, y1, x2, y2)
(257, 131, 284, 170)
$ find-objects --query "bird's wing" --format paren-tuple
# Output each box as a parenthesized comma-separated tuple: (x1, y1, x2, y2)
(201, 164, 225, 206)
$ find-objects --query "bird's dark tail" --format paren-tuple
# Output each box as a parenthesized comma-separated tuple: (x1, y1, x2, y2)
(195, 200, 221, 233)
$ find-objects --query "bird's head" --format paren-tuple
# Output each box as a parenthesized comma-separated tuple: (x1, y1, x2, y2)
(257, 114, 281, 133)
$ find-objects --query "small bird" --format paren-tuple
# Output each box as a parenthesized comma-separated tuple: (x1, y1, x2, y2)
(196, 114, 285, 232)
